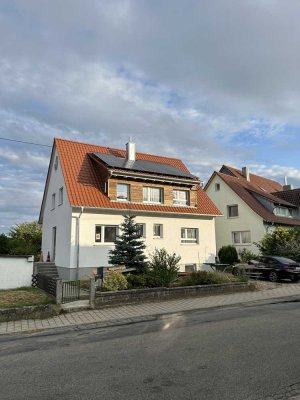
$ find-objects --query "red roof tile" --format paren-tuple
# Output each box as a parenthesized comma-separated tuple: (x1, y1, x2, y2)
(55, 138, 221, 216)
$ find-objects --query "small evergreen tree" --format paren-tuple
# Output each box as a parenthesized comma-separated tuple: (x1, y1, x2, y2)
(108, 215, 147, 272)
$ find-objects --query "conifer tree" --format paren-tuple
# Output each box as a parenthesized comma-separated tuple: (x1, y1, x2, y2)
(108, 215, 147, 272)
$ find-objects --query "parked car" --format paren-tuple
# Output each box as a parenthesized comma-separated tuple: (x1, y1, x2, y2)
(232, 256, 300, 282)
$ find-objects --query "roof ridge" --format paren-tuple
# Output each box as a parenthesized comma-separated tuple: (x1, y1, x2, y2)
(54, 137, 184, 164)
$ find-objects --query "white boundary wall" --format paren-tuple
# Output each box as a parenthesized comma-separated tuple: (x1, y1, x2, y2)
(0, 256, 34, 289)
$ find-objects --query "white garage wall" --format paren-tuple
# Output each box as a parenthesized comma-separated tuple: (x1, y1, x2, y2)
(0, 256, 34, 289)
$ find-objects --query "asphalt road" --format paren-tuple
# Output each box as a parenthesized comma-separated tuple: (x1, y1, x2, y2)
(2, 299, 300, 400)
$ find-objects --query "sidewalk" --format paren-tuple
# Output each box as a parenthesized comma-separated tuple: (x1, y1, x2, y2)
(1, 282, 300, 336)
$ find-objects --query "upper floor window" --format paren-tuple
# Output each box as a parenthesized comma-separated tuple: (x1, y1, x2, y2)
(117, 184, 129, 201)
(215, 183, 220, 191)
(51, 193, 56, 210)
(143, 187, 163, 204)
(232, 231, 251, 245)
(273, 207, 292, 218)
(181, 228, 199, 244)
(58, 187, 63, 206)
(228, 205, 238, 218)
(173, 190, 189, 206)
(95, 225, 118, 243)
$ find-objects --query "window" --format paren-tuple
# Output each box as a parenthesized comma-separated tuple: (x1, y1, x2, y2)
(58, 187, 63, 205)
(181, 228, 198, 244)
(143, 187, 163, 204)
(232, 231, 251, 245)
(273, 207, 292, 217)
(153, 224, 163, 238)
(51, 193, 56, 210)
(215, 183, 220, 191)
(95, 225, 118, 243)
(173, 190, 189, 206)
(136, 223, 146, 238)
(228, 205, 239, 218)
(117, 184, 129, 201)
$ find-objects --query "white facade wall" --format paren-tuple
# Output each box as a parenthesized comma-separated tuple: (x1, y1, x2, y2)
(67, 209, 217, 279)
(41, 147, 72, 268)
(0, 256, 34, 289)
(206, 175, 266, 255)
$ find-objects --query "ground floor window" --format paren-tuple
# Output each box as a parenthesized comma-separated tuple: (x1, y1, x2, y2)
(136, 223, 146, 238)
(95, 225, 118, 243)
(232, 230, 251, 245)
(181, 228, 198, 244)
(153, 224, 163, 238)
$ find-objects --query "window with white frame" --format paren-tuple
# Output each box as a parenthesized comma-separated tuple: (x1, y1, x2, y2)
(215, 183, 220, 191)
(227, 204, 239, 218)
(273, 207, 292, 217)
(143, 187, 163, 204)
(153, 224, 163, 238)
(232, 231, 251, 245)
(136, 223, 146, 238)
(95, 225, 118, 243)
(116, 183, 130, 201)
(173, 190, 189, 206)
(51, 193, 56, 210)
(181, 228, 198, 244)
(58, 187, 63, 205)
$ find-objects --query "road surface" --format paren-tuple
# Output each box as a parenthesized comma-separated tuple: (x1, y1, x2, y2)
(1, 299, 300, 399)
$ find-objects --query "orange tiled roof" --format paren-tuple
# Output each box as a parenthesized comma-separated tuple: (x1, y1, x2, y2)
(55, 138, 221, 216)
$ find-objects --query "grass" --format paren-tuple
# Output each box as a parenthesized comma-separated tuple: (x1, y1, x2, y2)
(0, 287, 54, 309)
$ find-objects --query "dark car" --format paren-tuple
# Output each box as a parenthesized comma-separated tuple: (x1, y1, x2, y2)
(232, 256, 300, 282)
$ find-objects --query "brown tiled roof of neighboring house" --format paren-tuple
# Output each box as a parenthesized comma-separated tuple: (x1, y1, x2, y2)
(272, 188, 300, 207)
(220, 165, 283, 193)
(207, 166, 300, 226)
(51, 138, 221, 216)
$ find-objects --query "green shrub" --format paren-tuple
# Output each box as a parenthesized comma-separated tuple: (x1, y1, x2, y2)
(239, 249, 258, 263)
(102, 271, 128, 291)
(218, 245, 239, 265)
(126, 273, 153, 289)
(147, 248, 181, 287)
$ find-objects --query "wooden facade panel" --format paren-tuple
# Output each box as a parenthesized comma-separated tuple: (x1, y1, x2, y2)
(108, 178, 197, 207)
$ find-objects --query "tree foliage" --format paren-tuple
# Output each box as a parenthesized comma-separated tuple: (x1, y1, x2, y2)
(0, 234, 10, 255)
(147, 248, 181, 287)
(8, 221, 42, 260)
(108, 215, 147, 272)
(255, 227, 300, 262)
(218, 245, 239, 265)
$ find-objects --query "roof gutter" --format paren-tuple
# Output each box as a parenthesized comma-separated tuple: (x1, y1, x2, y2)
(71, 205, 222, 218)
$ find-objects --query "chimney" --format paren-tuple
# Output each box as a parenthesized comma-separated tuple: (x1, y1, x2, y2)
(283, 176, 293, 191)
(242, 166, 250, 182)
(126, 137, 136, 162)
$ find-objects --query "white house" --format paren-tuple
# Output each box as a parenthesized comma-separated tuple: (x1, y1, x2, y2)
(205, 165, 300, 255)
(39, 138, 221, 279)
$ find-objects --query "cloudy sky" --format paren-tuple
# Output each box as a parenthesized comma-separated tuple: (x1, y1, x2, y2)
(1, 0, 300, 233)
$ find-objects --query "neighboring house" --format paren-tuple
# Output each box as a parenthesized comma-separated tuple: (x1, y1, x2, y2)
(272, 188, 300, 220)
(39, 138, 221, 279)
(205, 165, 300, 255)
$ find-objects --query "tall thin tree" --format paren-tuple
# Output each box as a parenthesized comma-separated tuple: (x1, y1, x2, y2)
(108, 215, 147, 272)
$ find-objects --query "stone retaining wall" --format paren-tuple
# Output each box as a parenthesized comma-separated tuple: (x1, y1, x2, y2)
(94, 282, 250, 308)
(0, 304, 61, 322)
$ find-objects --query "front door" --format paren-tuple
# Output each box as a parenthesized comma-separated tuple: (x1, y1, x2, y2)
(52, 227, 57, 262)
